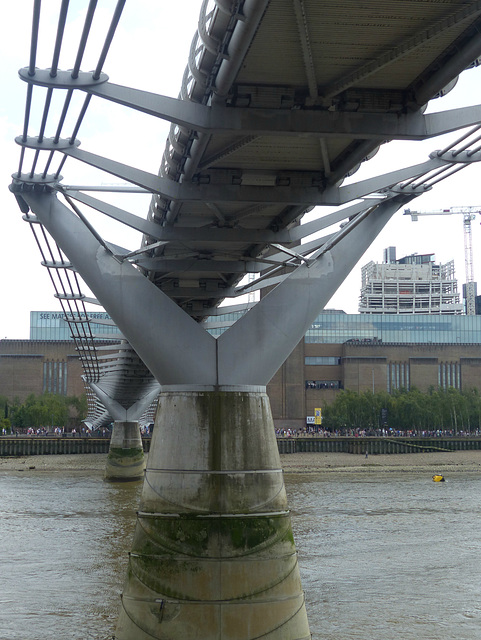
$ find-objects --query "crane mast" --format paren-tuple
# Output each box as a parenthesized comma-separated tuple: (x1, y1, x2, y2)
(404, 206, 480, 316)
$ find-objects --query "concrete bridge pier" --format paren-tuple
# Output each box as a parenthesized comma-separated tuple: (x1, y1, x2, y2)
(115, 387, 311, 640)
(105, 420, 145, 482)
(86, 376, 159, 482)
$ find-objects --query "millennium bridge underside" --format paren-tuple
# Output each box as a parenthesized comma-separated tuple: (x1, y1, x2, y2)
(10, 1, 481, 638)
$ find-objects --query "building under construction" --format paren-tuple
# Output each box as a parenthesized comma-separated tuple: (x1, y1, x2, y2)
(359, 248, 464, 315)
(404, 206, 480, 315)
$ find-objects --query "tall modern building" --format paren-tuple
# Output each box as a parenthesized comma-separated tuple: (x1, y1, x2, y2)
(359, 248, 464, 315)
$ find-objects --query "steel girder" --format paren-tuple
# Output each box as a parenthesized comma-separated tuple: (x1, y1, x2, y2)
(10, 0, 481, 390)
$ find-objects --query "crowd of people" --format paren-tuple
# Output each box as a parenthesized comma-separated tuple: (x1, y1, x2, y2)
(275, 426, 481, 438)
(3, 423, 154, 437)
(7, 426, 106, 437)
(3, 424, 479, 438)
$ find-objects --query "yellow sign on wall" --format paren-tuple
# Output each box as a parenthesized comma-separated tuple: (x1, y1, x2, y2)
(314, 408, 322, 424)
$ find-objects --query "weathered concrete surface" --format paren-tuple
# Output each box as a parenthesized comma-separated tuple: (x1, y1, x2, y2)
(115, 390, 310, 640)
(105, 421, 145, 482)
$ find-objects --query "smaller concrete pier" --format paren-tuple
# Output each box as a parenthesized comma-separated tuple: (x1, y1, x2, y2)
(105, 420, 145, 482)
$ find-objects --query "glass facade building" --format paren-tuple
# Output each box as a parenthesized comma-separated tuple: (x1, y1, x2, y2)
(305, 312, 481, 345)
(205, 308, 481, 344)
(30, 311, 121, 341)
(204, 310, 246, 336)
(30, 309, 481, 345)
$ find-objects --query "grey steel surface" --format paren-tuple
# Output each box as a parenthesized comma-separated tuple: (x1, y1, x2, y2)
(10, 1, 481, 394)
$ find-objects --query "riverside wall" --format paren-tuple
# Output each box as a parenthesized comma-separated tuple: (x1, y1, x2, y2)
(1, 436, 481, 456)
(0, 437, 152, 456)
(277, 436, 481, 454)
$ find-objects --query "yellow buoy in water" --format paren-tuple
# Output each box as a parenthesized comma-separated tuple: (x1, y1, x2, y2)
(432, 474, 445, 482)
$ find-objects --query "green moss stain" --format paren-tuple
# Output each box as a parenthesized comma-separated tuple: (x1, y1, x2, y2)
(126, 514, 299, 602)
(137, 517, 210, 556)
(191, 390, 276, 474)
(229, 516, 277, 550)
(135, 513, 295, 559)
(226, 515, 296, 553)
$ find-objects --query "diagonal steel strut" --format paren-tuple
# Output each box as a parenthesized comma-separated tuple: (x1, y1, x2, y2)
(18, 189, 417, 388)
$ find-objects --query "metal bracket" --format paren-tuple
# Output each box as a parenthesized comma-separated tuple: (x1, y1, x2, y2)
(15, 136, 80, 151)
(18, 67, 109, 89)
(270, 244, 312, 266)
(386, 184, 432, 195)
(11, 173, 61, 186)
(430, 150, 481, 163)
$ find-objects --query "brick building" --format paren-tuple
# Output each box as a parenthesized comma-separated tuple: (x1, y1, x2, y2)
(2, 311, 481, 429)
(0, 340, 85, 401)
(268, 339, 481, 430)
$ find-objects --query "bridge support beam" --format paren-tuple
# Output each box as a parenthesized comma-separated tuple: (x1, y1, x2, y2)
(115, 388, 310, 640)
(105, 420, 145, 482)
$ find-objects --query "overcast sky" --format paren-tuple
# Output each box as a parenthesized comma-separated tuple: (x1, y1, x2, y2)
(1, 1, 481, 339)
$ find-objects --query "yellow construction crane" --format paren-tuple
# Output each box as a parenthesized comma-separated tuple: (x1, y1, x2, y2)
(404, 206, 480, 315)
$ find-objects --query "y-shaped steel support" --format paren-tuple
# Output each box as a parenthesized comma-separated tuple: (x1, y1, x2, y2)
(17, 191, 413, 387)
(17, 189, 414, 639)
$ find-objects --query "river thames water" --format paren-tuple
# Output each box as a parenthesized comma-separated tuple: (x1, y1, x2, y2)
(1, 467, 480, 640)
